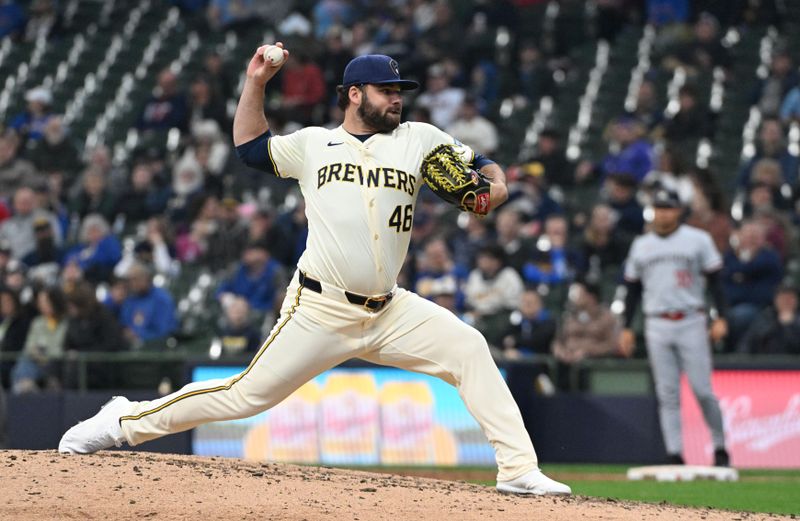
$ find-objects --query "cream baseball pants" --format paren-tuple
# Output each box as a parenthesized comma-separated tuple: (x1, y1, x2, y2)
(120, 270, 538, 481)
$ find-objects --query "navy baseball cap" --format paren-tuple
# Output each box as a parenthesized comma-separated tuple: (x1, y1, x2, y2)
(652, 188, 682, 208)
(342, 54, 419, 91)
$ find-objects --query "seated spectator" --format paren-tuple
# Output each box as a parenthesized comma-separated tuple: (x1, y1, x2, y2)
(426, 276, 461, 317)
(449, 213, 493, 274)
(743, 158, 794, 214)
(686, 173, 732, 255)
(738, 284, 800, 355)
(22, 0, 61, 42)
(201, 50, 235, 102)
(755, 51, 797, 117)
(659, 12, 731, 74)
(416, 1, 461, 63)
(519, 128, 576, 189)
(0, 286, 33, 388)
(626, 79, 664, 134)
(415, 63, 466, 129)
(500, 288, 556, 359)
(216, 296, 261, 356)
(0, 186, 62, 260)
(522, 215, 577, 286)
(447, 96, 498, 156)
(0, 132, 38, 198)
(779, 84, 800, 125)
(115, 161, 171, 225)
(63, 281, 128, 389)
(641, 146, 693, 206)
(22, 217, 64, 285)
(594, 0, 636, 42)
(464, 245, 524, 345)
(663, 85, 711, 145)
(575, 204, 629, 282)
(3, 259, 27, 292)
(647, 0, 689, 28)
(0, 241, 12, 281)
(136, 69, 189, 133)
(506, 41, 553, 104)
(723, 221, 784, 347)
(468, 58, 500, 107)
(64, 214, 122, 284)
(604, 173, 645, 237)
(752, 208, 796, 263)
(188, 76, 229, 133)
(10, 286, 67, 393)
(552, 281, 620, 363)
(736, 118, 798, 189)
(0, 0, 26, 40)
(178, 120, 231, 197)
(119, 262, 177, 345)
(320, 27, 354, 93)
(167, 155, 207, 226)
(504, 165, 563, 229)
(204, 197, 248, 272)
(576, 116, 654, 184)
(36, 174, 68, 232)
(175, 194, 219, 263)
(312, 0, 355, 39)
(415, 237, 467, 307)
(207, 0, 262, 31)
(274, 198, 308, 269)
(55, 258, 83, 296)
(87, 143, 129, 194)
(24, 116, 82, 179)
(115, 217, 178, 278)
(68, 168, 118, 222)
(492, 208, 533, 275)
(100, 274, 127, 322)
(9, 86, 55, 142)
(217, 241, 286, 313)
(280, 53, 327, 125)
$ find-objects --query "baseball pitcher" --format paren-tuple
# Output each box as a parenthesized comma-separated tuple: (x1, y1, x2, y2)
(620, 188, 730, 467)
(59, 44, 570, 495)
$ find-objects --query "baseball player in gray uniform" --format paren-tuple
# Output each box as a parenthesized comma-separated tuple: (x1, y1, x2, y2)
(620, 188, 730, 466)
(59, 44, 570, 495)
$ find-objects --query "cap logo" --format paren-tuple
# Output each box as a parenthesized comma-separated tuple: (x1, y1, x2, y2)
(389, 59, 399, 77)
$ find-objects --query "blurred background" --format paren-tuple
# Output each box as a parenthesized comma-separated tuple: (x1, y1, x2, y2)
(0, 0, 798, 468)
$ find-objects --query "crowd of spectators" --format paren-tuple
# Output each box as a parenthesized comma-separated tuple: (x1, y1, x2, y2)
(0, 0, 799, 397)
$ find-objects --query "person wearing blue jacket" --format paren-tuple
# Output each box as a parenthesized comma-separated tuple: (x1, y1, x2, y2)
(722, 220, 784, 349)
(576, 116, 654, 184)
(216, 240, 287, 312)
(120, 262, 177, 344)
(64, 214, 122, 283)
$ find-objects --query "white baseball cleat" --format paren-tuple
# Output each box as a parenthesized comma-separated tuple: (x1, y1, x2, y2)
(58, 396, 131, 454)
(496, 469, 572, 495)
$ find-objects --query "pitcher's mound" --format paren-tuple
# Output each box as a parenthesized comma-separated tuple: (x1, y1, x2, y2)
(0, 451, 773, 520)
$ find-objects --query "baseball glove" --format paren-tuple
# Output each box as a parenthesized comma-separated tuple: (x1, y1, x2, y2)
(421, 143, 492, 215)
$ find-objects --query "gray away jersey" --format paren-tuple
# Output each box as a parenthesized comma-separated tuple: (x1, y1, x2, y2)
(624, 224, 722, 315)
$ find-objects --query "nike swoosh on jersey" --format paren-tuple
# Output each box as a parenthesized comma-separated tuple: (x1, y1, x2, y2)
(327, 141, 344, 146)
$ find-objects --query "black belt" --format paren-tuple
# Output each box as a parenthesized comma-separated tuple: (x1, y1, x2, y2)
(299, 271, 393, 312)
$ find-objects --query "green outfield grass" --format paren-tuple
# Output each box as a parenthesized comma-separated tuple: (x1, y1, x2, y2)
(537, 465, 800, 515)
(356, 464, 800, 515)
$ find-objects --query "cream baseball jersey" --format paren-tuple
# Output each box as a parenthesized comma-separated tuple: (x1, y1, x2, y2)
(268, 121, 474, 295)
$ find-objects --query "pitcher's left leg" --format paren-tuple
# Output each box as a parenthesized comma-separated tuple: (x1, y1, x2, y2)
(363, 289, 551, 485)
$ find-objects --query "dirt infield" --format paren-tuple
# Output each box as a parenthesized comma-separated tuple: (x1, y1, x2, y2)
(0, 451, 788, 520)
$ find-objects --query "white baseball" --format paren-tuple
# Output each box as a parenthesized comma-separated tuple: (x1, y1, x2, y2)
(263, 46, 285, 66)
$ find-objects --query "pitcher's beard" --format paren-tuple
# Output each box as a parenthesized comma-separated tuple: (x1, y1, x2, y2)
(358, 97, 400, 133)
